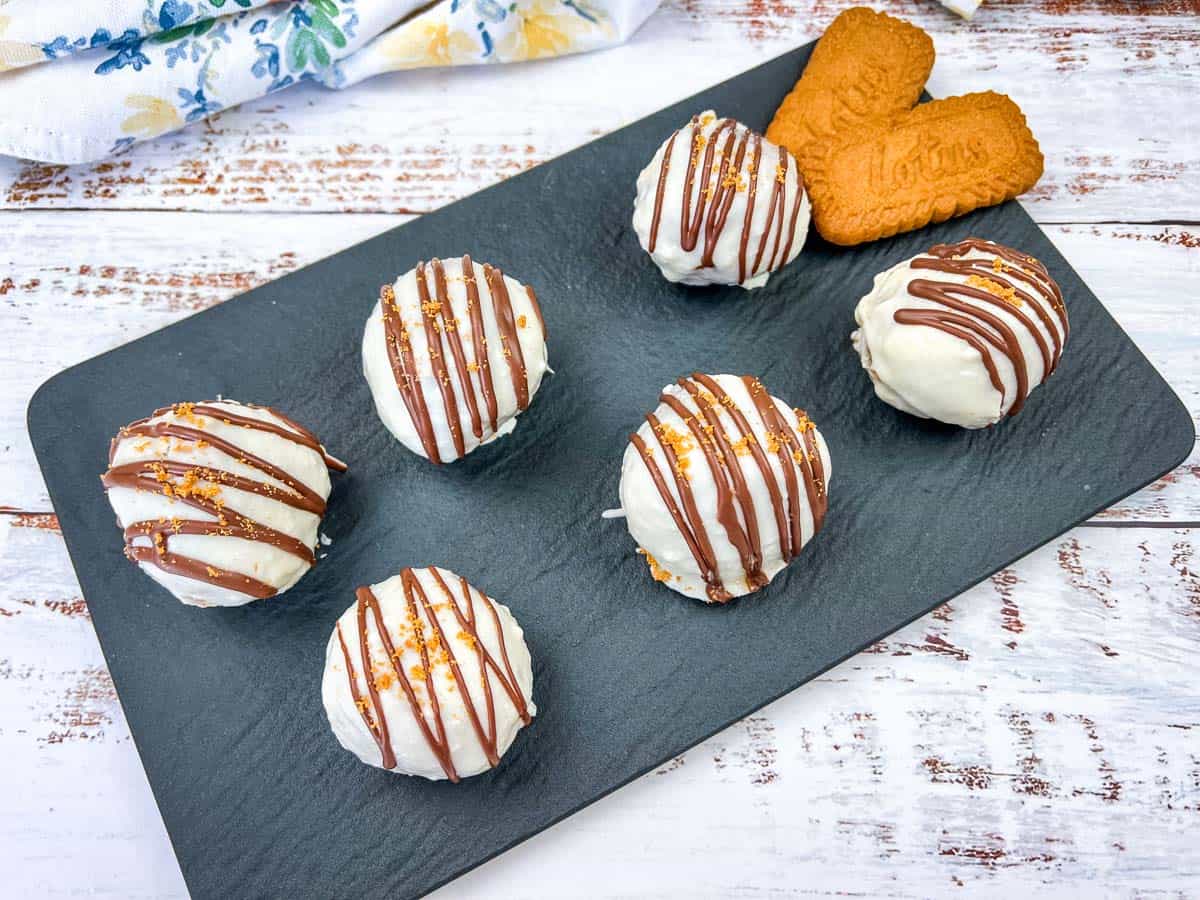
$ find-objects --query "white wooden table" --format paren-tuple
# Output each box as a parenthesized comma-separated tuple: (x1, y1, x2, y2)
(3, 1, 1198, 896)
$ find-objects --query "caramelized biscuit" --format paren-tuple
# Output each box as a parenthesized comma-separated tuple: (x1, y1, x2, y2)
(806, 92, 1044, 246)
(765, 7, 934, 174)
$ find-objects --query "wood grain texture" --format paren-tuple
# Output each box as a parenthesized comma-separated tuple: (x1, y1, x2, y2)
(4, 516, 1197, 896)
(0, 1, 1195, 221)
(2, 216, 1195, 518)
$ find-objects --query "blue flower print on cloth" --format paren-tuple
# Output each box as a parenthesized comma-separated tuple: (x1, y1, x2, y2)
(0, 0, 660, 164)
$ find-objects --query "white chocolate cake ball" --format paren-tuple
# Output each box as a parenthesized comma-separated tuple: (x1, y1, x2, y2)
(322, 567, 536, 781)
(617, 374, 831, 603)
(632, 110, 811, 289)
(362, 256, 550, 463)
(851, 237, 1069, 429)
(100, 401, 346, 607)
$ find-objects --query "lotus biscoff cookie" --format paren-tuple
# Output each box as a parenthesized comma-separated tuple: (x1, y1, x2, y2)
(804, 91, 1044, 247)
(765, 7, 934, 174)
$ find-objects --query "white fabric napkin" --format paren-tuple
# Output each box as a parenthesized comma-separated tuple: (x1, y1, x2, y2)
(0, 0, 660, 164)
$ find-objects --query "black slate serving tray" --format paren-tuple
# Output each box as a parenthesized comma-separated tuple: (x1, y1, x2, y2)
(27, 42, 1193, 899)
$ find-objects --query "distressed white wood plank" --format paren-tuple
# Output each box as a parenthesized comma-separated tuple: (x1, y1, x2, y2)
(2, 214, 1195, 518)
(0, 0, 1196, 222)
(3, 514, 1197, 897)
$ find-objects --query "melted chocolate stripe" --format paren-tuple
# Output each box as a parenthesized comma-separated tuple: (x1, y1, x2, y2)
(190, 404, 346, 472)
(635, 416, 730, 602)
(738, 134, 763, 285)
(117, 421, 324, 512)
(484, 264, 531, 412)
(433, 571, 530, 726)
(123, 517, 314, 566)
(650, 116, 803, 285)
(701, 126, 749, 268)
(895, 309, 1007, 399)
(399, 572, 458, 780)
(413, 569, 498, 767)
(337, 571, 529, 781)
(691, 373, 793, 560)
(104, 404, 338, 598)
(906, 279, 1031, 415)
(648, 130, 677, 255)
(104, 459, 319, 514)
(431, 259, 484, 440)
(416, 261, 467, 458)
(929, 238, 1068, 334)
(912, 252, 1064, 375)
(663, 386, 766, 589)
(462, 255, 500, 435)
(126, 545, 277, 599)
(380, 282, 442, 463)
(742, 376, 825, 541)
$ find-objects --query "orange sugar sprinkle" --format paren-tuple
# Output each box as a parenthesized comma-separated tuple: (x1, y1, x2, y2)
(409, 665, 427, 682)
(516, 314, 528, 329)
(466, 362, 481, 373)
(637, 548, 671, 583)
(775, 164, 787, 184)
(966, 274, 1022, 307)
(374, 672, 394, 691)
(765, 432, 781, 454)
(206, 566, 220, 578)
(991, 256, 1008, 273)
(730, 435, 754, 456)
(656, 423, 694, 459)
(456, 630, 478, 651)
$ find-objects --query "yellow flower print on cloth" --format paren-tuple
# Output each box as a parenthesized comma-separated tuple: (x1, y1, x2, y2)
(378, 18, 478, 70)
(337, 0, 626, 85)
(497, 0, 612, 62)
(120, 94, 183, 138)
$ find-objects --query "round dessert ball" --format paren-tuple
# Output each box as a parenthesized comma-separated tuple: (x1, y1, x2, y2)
(100, 400, 346, 607)
(851, 237, 1069, 428)
(362, 256, 550, 463)
(618, 374, 831, 603)
(632, 110, 811, 289)
(322, 567, 536, 781)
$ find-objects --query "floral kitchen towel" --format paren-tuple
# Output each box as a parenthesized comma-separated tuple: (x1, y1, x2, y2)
(0, 0, 661, 164)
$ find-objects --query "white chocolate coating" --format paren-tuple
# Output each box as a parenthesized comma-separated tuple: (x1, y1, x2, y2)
(619, 374, 831, 602)
(103, 401, 336, 607)
(362, 256, 549, 463)
(851, 239, 1068, 429)
(322, 567, 536, 781)
(632, 110, 810, 289)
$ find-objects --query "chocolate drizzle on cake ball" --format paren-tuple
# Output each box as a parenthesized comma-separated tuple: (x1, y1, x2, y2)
(101, 402, 345, 603)
(366, 256, 550, 463)
(902, 239, 1068, 416)
(634, 111, 811, 288)
(852, 238, 1068, 428)
(324, 567, 536, 781)
(620, 374, 830, 603)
